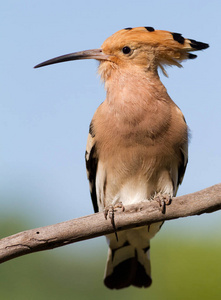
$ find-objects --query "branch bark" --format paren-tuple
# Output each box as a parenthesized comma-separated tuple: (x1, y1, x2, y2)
(1, 183, 221, 264)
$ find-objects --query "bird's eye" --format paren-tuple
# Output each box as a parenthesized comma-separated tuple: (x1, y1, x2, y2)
(122, 46, 132, 54)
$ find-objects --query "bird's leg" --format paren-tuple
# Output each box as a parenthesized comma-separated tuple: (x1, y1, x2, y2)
(104, 202, 125, 241)
(153, 193, 172, 214)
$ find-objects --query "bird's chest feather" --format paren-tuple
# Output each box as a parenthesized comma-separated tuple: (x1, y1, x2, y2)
(93, 91, 173, 160)
(95, 72, 177, 149)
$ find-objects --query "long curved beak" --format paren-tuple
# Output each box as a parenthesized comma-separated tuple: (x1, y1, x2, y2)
(34, 48, 108, 68)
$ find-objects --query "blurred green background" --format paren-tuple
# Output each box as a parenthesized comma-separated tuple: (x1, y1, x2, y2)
(1, 0, 221, 299)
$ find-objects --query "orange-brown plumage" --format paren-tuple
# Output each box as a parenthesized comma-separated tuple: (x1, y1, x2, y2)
(35, 26, 209, 289)
(99, 27, 208, 79)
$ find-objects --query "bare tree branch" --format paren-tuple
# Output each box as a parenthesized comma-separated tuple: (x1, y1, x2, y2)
(1, 183, 221, 264)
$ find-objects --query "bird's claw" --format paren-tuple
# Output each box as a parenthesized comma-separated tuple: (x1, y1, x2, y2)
(153, 193, 172, 214)
(104, 202, 125, 241)
(104, 202, 125, 220)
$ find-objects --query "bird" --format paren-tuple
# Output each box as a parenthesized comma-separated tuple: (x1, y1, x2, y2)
(34, 27, 209, 289)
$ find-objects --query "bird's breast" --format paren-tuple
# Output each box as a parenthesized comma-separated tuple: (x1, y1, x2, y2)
(93, 93, 173, 154)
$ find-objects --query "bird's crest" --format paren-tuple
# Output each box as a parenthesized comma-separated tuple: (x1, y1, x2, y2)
(101, 27, 209, 76)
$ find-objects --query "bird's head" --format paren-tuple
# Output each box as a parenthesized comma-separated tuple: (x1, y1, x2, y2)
(34, 26, 209, 79)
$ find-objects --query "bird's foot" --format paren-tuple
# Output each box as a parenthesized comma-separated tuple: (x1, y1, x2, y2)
(153, 193, 172, 214)
(104, 202, 125, 241)
(104, 202, 125, 220)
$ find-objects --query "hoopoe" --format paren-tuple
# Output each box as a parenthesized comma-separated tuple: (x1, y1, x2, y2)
(35, 27, 209, 289)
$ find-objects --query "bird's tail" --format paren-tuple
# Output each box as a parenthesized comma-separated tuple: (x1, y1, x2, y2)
(104, 229, 152, 289)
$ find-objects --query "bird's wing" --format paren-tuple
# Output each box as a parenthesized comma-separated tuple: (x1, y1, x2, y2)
(173, 123, 188, 196)
(178, 141, 188, 186)
(85, 121, 99, 213)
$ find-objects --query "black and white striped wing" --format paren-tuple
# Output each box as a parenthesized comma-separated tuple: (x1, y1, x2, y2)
(85, 122, 99, 213)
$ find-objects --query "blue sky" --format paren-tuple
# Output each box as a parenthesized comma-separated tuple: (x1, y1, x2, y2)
(1, 0, 221, 237)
